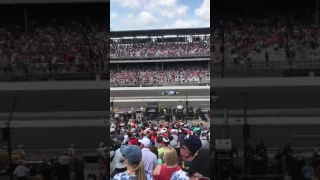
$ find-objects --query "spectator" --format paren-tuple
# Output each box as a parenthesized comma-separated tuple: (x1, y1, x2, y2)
(302, 159, 314, 180)
(138, 137, 158, 172)
(171, 149, 211, 180)
(179, 135, 203, 172)
(201, 139, 210, 150)
(153, 147, 181, 180)
(13, 160, 29, 180)
(112, 145, 153, 180)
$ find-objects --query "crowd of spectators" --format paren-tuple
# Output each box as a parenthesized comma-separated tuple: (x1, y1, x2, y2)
(110, 108, 210, 180)
(212, 13, 320, 66)
(110, 62, 210, 86)
(0, 142, 109, 180)
(110, 39, 210, 58)
(0, 18, 108, 75)
(228, 140, 320, 180)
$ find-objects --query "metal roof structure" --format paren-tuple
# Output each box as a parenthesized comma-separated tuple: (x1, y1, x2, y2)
(110, 27, 210, 38)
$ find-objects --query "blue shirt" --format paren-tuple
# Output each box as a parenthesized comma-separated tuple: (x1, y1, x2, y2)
(112, 170, 153, 180)
(301, 165, 314, 178)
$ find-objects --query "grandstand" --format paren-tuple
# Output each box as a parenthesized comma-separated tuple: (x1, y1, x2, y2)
(0, 1, 109, 180)
(212, 0, 320, 78)
(211, 0, 320, 179)
(0, 2, 109, 81)
(110, 28, 210, 87)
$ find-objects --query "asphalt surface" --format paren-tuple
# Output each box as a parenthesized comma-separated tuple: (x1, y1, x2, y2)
(212, 123, 320, 151)
(0, 90, 109, 112)
(110, 89, 209, 97)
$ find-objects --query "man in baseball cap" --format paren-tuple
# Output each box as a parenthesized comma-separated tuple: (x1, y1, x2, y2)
(179, 135, 202, 172)
(138, 138, 157, 172)
(171, 149, 210, 180)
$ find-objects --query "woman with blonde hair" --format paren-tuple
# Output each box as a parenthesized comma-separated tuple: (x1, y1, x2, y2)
(112, 145, 153, 180)
(153, 147, 181, 180)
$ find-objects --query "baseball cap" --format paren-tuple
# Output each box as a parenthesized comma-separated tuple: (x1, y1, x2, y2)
(120, 145, 142, 163)
(170, 140, 180, 148)
(180, 135, 202, 155)
(189, 149, 210, 178)
(138, 138, 151, 147)
(113, 149, 126, 169)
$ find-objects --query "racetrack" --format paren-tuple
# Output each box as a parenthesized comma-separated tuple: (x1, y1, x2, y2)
(111, 88, 210, 110)
(110, 89, 209, 97)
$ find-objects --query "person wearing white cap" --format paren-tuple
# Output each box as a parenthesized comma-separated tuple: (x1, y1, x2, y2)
(201, 140, 210, 150)
(138, 137, 157, 172)
(170, 129, 179, 142)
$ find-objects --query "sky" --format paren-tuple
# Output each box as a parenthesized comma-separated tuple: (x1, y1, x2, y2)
(110, 0, 210, 31)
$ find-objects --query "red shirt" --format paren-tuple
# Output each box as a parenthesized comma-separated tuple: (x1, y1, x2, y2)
(153, 165, 181, 180)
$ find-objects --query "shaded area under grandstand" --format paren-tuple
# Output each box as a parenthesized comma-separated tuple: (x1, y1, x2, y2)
(212, 86, 320, 109)
(0, 126, 106, 150)
(212, 123, 320, 153)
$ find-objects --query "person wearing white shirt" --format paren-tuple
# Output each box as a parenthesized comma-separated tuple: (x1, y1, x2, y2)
(138, 137, 157, 172)
(13, 161, 29, 180)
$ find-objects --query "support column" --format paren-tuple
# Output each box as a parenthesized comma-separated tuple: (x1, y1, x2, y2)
(316, 0, 319, 25)
(162, 62, 164, 71)
(24, 5, 28, 32)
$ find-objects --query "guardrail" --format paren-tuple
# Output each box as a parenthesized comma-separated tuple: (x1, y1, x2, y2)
(111, 85, 210, 91)
(110, 55, 210, 60)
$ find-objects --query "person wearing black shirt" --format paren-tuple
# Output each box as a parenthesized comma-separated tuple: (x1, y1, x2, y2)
(256, 140, 267, 156)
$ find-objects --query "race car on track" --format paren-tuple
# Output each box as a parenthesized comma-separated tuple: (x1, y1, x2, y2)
(161, 90, 178, 95)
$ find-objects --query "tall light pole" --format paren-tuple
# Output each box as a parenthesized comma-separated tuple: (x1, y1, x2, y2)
(4, 96, 16, 180)
(185, 90, 188, 124)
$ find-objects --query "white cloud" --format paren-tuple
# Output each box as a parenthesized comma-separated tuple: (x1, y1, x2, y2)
(111, 0, 140, 9)
(143, 0, 189, 19)
(169, 19, 194, 29)
(111, 0, 209, 30)
(120, 11, 159, 29)
(110, 12, 118, 20)
(195, 0, 210, 22)
(164, 19, 209, 29)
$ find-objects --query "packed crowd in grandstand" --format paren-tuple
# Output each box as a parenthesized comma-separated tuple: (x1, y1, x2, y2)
(109, 108, 210, 180)
(110, 62, 210, 86)
(0, 20, 108, 74)
(212, 13, 320, 66)
(110, 37, 210, 58)
(0, 4, 108, 77)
